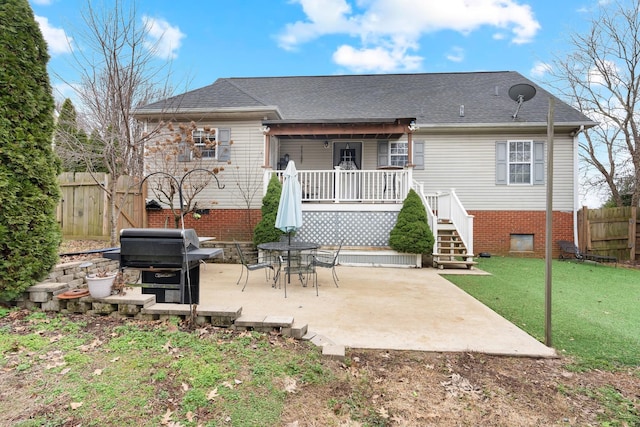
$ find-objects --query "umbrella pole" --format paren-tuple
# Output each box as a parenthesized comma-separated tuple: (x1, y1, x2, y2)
(287, 232, 291, 285)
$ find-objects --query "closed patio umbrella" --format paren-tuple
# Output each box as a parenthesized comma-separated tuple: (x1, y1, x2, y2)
(275, 160, 303, 289)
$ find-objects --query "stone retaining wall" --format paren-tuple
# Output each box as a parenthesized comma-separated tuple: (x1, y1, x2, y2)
(8, 257, 310, 341)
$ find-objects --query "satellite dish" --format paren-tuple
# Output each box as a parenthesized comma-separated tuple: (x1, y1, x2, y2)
(508, 83, 536, 119)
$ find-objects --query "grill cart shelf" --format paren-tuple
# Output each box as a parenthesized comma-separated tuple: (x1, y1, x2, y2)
(104, 228, 221, 304)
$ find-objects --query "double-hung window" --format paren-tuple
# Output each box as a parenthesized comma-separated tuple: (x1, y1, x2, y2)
(193, 128, 217, 159)
(509, 140, 531, 184)
(389, 141, 408, 166)
(496, 140, 544, 185)
(377, 140, 424, 170)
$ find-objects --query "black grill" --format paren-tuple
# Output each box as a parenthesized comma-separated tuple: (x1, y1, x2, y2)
(105, 228, 221, 304)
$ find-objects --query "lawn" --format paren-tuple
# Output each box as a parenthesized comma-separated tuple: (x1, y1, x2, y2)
(444, 257, 640, 369)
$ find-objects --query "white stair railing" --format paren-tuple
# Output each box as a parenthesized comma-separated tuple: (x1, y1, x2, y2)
(412, 180, 438, 250)
(436, 189, 474, 256)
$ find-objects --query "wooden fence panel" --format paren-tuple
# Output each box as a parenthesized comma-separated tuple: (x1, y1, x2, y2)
(577, 206, 637, 261)
(114, 175, 146, 232)
(58, 172, 107, 239)
(57, 173, 145, 239)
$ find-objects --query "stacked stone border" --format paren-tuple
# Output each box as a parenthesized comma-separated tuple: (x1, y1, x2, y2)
(9, 257, 345, 360)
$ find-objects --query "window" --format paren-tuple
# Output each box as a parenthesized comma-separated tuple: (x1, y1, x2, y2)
(193, 128, 217, 159)
(389, 141, 408, 166)
(378, 141, 408, 167)
(510, 234, 534, 252)
(177, 127, 231, 162)
(496, 140, 544, 185)
(509, 140, 531, 184)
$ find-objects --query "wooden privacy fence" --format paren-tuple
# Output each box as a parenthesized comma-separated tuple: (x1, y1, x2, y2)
(577, 206, 640, 262)
(57, 172, 147, 239)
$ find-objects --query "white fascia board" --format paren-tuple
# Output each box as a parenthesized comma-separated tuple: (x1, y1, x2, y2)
(134, 106, 282, 119)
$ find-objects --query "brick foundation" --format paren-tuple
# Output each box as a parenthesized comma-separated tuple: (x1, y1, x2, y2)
(147, 208, 574, 259)
(470, 210, 574, 258)
(147, 209, 261, 242)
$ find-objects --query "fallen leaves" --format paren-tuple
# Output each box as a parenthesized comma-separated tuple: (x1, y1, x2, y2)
(283, 376, 298, 393)
(441, 373, 481, 398)
(206, 388, 219, 401)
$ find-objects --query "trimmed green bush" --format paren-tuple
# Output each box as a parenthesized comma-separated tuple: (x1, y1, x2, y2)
(253, 174, 284, 245)
(389, 189, 434, 254)
(0, 0, 62, 301)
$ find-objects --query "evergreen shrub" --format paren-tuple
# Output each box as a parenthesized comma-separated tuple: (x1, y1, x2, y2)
(389, 189, 434, 254)
(252, 174, 284, 246)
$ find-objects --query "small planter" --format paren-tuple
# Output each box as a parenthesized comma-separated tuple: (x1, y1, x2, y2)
(86, 274, 116, 298)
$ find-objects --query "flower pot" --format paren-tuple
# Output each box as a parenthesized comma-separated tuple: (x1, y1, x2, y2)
(86, 274, 115, 298)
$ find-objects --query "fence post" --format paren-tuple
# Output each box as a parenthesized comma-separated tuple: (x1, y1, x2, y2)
(629, 206, 637, 261)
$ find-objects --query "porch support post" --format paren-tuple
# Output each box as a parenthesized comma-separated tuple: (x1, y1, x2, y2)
(407, 130, 414, 166)
(262, 126, 271, 168)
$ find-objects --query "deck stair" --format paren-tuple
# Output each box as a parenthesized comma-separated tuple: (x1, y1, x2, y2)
(433, 220, 477, 269)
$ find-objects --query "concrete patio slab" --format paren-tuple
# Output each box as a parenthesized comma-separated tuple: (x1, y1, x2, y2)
(192, 263, 556, 358)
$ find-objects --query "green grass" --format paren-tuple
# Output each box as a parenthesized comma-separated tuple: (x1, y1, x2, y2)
(444, 257, 640, 369)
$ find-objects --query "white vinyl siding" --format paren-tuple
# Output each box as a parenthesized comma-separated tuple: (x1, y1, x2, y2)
(147, 120, 264, 210)
(416, 134, 574, 211)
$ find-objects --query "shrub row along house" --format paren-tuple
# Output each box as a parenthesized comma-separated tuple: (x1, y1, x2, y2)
(134, 71, 595, 267)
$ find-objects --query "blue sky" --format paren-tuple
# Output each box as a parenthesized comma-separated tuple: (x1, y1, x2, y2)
(29, 0, 607, 101)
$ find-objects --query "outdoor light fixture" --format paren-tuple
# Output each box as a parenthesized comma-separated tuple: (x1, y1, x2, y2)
(284, 153, 290, 164)
(261, 125, 270, 134)
(324, 140, 329, 148)
(345, 143, 350, 150)
(408, 120, 417, 132)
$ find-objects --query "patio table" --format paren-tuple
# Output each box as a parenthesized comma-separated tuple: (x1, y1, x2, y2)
(258, 241, 319, 296)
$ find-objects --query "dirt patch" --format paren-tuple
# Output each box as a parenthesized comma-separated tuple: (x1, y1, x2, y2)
(0, 310, 638, 426)
(281, 350, 639, 426)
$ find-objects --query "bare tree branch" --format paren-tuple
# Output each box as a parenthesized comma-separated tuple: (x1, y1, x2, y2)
(548, 0, 640, 207)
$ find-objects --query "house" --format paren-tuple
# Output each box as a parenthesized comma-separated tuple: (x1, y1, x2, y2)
(134, 71, 595, 267)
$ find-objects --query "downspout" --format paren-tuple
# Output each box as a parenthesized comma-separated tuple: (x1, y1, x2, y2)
(572, 125, 585, 245)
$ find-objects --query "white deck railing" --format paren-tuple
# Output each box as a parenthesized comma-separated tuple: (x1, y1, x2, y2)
(431, 189, 474, 255)
(263, 170, 474, 256)
(266, 168, 411, 203)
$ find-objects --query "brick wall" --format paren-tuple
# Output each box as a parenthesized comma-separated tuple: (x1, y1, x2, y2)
(147, 209, 261, 242)
(470, 210, 574, 258)
(147, 207, 574, 259)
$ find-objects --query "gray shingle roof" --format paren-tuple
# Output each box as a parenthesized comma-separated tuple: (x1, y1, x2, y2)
(138, 71, 594, 126)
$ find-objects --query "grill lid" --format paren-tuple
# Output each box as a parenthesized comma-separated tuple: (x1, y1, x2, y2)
(120, 228, 200, 250)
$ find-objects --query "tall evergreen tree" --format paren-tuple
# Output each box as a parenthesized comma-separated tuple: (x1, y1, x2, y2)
(55, 98, 85, 172)
(0, 0, 62, 300)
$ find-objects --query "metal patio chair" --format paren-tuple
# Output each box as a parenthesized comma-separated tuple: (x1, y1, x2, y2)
(235, 242, 274, 291)
(310, 239, 343, 289)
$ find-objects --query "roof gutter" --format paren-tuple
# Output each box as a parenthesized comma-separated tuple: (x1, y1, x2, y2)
(572, 125, 586, 246)
(415, 121, 596, 130)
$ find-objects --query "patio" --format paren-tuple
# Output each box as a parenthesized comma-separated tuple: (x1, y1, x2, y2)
(196, 262, 557, 357)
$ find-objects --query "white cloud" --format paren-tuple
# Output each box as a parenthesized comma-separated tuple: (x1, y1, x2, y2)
(31, 0, 53, 5)
(530, 61, 552, 78)
(142, 16, 185, 60)
(333, 44, 422, 72)
(446, 47, 465, 63)
(35, 15, 72, 55)
(587, 60, 620, 86)
(278, 0, 541, 72)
